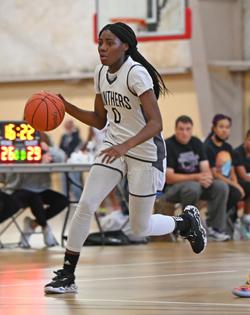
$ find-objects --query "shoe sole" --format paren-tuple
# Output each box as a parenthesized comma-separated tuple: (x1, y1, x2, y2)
(44, 285, 77, 294)
(232, 288, 250, 297)
(184, 205, 207, 254)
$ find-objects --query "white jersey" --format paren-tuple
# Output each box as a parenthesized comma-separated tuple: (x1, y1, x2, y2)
(94, 56, 166, 167)
(91, 124, 108, 151)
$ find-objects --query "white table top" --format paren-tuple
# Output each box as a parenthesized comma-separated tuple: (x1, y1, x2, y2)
(0, 163, 92, 173)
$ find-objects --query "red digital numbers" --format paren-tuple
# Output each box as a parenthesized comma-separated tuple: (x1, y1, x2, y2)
(26, 146, 42, 162)
(0, 146, 14, 161)
(0, 121, 41, 164)
(0, 145, 42, 163)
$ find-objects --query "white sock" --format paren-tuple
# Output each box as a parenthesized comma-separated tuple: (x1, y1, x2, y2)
(129, 195, 176, 236)
(147, 214, 176, 236)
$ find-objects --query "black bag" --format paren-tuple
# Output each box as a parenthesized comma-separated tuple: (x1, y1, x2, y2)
(84, 230, 131, 246)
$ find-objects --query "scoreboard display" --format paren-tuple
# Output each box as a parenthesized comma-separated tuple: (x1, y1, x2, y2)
(0, 121, 42, 163)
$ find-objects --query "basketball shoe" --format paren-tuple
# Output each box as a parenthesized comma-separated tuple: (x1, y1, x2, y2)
(232, 275, 250, 297)
(44, 269, 77, 294)
(178, 205, 207, 254)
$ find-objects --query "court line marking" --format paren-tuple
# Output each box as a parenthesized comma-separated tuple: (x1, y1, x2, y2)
(0, 297, 250, 309)
(0, 256, 249, 275)
(62, 298, 250, 308)
(72, 269, 239, 283)
(50, 297, 250, 308)
(0, 269, 238, 287)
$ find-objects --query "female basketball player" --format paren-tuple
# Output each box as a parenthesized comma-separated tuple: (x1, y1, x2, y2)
(44, 22, 207, 294)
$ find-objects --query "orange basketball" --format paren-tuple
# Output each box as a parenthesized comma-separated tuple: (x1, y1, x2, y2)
(24, 91, 65, 131)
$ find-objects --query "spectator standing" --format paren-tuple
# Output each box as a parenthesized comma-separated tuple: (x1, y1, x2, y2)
(59, 119, 82, 158)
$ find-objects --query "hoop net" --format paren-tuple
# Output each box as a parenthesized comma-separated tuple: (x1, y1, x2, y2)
(110, 18, 147, 32)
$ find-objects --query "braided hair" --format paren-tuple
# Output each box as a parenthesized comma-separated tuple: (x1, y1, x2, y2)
(99, 22, 168, 99)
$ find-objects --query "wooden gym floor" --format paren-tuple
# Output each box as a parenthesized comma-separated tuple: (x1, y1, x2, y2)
(0, 240, 250, 315)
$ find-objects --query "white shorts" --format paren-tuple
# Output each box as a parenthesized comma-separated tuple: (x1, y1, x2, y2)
(93, 143, 166, 197)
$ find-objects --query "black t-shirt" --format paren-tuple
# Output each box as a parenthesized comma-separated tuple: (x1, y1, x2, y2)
(165, 135, 207, 174)
(234, 144, 250, 173)
(204, 138, 235, 178)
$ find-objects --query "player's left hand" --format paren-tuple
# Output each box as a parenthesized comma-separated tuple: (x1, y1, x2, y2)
(99, 144, 128, 164)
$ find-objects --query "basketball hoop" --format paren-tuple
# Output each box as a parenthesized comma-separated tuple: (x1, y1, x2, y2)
(94, 0, 191, 42)
(111, 18, 147, 32)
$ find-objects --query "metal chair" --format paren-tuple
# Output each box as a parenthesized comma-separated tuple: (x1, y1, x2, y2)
(0, 209, 31, 248)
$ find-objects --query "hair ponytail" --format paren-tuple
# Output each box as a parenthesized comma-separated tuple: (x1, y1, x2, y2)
(129, 49, 168, 99)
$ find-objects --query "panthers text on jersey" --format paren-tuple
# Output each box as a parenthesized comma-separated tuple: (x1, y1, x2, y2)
(94, 56, 166, 167)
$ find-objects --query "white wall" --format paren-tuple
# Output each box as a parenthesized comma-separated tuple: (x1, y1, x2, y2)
(0, 0, 191, 80)
(244, 0, 250, 59)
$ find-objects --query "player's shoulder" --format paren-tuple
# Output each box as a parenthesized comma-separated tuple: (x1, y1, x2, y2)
(127, 57, 147, 73)
(127, 58, 151, 86)
(94, 63, 106, 75)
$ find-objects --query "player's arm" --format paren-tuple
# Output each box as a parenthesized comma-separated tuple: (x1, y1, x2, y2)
(59, 94, 107, 130)
(120, 88, 162, 150)
(125, 89, 163, 147)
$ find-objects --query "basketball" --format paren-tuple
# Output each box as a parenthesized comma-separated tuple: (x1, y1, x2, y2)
(24, 91, 65, 131)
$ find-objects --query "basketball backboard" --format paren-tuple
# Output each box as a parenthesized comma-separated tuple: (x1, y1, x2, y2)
(94, 0, 191, 42)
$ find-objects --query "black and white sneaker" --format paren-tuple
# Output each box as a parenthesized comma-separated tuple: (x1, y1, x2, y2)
(180, 205, 207, 254)
(44, 269, 77, 294)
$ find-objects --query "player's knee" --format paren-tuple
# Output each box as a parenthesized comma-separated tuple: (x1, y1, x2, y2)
(75, 198, 97, 218)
